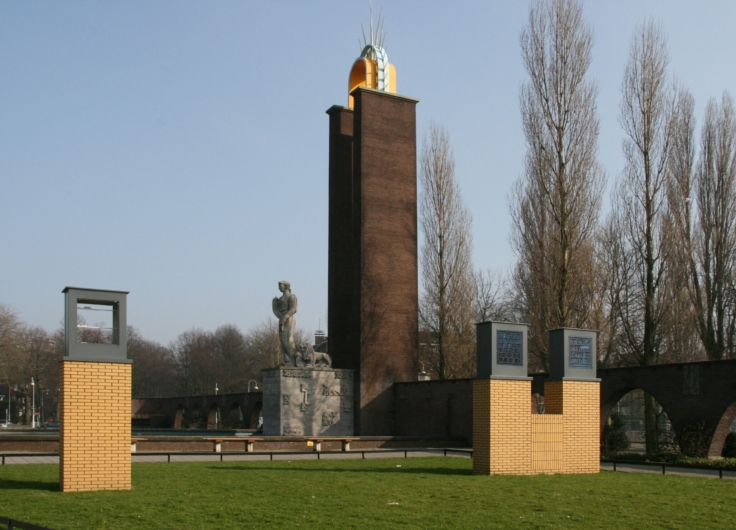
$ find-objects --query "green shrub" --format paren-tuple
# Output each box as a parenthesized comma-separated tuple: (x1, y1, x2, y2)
(601, 411, 630, 457)
(678, 420, 713, 457)
(722, 432, 736, 458)
(609, 452, 736, 470)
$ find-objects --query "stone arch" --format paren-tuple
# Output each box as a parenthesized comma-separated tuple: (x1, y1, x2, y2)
(190, 404, 203, 429)
(207, 403, 221, 429)
(174, 405, 185, 429)
(224, 402, 244, 429)
(708, 402, 736, 457)
(601, 387, 679, 452)
(249, 401, 262, 430)
(600, 386, 637, 434)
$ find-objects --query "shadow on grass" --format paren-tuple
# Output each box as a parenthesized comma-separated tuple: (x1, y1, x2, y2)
(0, 478, 59, 491)
(207, 464, 472, 476)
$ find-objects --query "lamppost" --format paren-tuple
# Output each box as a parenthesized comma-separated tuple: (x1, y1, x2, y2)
(418, 341, 439, 381)
(248, 380, 258, 392)
(214, 383, 219, 427)
(31, 378, 35, 428)
(41, 389, 49, 424)
(417, 361, 430, 381)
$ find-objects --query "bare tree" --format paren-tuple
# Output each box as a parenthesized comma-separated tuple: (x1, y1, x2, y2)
(511, 0, 604, 370)
(243, 319, 307, 379)
(418, 122, 475, 379)
(128, 327, 177, 398)
(244, 320, 280, 377)
(616, 20, 678, 453)
(0, 305, 21, 386)
(473, 269, 510, 324)
(171, 329, 217, 397)
(595, 213, 629, 367)
(669, 91, 736, 360)
(617, 20, 676, 367)
(211, 324, 250, 393)
(663, 87, 703, 363)
(9, 326, 58, 425)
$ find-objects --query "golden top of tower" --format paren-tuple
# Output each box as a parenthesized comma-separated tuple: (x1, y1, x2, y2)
(348, 8, 396, 108)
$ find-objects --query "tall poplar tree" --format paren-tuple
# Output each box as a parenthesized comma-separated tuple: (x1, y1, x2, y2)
(419, 123, 475, 379)
(511, 0, 603, 370)
(616, 20, 677, 453)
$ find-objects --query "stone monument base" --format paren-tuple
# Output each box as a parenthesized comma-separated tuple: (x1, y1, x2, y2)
(262, 367, 354, 436)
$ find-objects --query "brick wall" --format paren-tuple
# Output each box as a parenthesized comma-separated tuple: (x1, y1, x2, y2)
(60, 360, 131, 492)
(395, 379, 473, 443)
(474, 378, 599, 475)
(531, 414, 563, 473)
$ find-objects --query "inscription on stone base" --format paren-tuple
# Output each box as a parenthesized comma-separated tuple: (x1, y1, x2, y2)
(262, 367, 354, 436)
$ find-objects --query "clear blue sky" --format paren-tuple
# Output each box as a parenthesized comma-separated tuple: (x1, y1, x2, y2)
(1, 1, 734, 345)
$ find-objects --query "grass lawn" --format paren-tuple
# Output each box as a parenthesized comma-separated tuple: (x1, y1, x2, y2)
(1, 457, 735, 529)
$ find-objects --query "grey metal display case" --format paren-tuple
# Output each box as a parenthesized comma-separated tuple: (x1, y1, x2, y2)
(476, 321, 531, 380)
(548, 328, 599, 381)
(62, 287, 131, 363)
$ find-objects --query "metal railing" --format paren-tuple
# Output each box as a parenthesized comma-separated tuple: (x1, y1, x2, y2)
(0, 515, 53, 530)
(3, 451, 734, 481)
(0, 453, 56, 465)
(602, 458, 735, 479)
(132, 447, 473, 462)
(1, 448, 473, 465)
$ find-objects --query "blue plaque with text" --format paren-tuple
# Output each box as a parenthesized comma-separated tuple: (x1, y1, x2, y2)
(549, 328, 599, 381)
(497, 331, 523, 366)
(569, 336, 592, 368)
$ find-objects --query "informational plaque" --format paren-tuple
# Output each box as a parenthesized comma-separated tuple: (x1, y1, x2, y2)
(568, 336, 592, 368)
(497, 331, 523, 366)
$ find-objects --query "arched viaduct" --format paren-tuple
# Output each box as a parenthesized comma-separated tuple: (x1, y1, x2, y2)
(132, 392, 263, 430)
(596, 360, 736, 457)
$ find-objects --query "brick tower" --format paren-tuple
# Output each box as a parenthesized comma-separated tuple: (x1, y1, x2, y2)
(327, 34, 418, 435)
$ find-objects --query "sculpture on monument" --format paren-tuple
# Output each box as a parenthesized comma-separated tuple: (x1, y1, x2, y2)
(295, 342, 332, 368)
(272, 281, 298, 366)
(263, 281, 353, 436)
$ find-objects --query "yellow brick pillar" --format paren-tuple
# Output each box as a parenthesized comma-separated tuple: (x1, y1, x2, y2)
(473, 322, 532, 475)
(473, 378, 532, 475)
(544, 380, 599, 474)
(60, 287, 132, 492)
(60, 361, 132, 492)
(547, 328, 600, 475)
